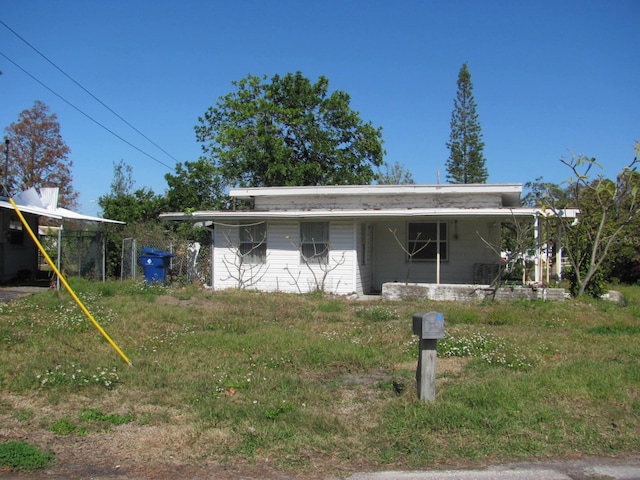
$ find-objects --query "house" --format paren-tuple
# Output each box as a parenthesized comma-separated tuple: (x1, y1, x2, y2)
(0, 188, 124, 285)
(160, 184, 577, 296)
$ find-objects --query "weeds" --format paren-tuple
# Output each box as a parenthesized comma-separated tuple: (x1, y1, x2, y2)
(36, 364, 121, 390)
(439, 329, 537, 370)
(587, 323, 640, 335)
(0, 441, 54, 471)
(355, 305, 399, 322)
(47, 417, 84, 436)
(78, 408, 136, 425)
(0, 281, 639, 475)
(46, 409, 135, 436)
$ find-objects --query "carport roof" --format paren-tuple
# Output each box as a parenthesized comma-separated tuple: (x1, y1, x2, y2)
(0, 191, 124, 224)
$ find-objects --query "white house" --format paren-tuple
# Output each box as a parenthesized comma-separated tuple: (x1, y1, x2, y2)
(160, 184, 576, 295)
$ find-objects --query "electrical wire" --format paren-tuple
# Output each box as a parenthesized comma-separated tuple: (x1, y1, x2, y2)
(0, 19, 181, 166)
(0, 50, 175, 171)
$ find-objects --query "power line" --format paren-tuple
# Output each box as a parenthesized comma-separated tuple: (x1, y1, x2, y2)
(0, 50, 175, 171)
(0, 19, 181, 167)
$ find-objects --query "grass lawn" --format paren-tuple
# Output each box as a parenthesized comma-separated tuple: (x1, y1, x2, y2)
(1, 279, 639, 478)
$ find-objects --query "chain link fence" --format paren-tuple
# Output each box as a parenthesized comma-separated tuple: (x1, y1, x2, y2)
(120, 237, 212, 286)
(38, 229, 212, 287)
(39, 229, 106, 283)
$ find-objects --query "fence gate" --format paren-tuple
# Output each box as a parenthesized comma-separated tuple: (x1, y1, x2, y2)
(120, 238, 137, 281)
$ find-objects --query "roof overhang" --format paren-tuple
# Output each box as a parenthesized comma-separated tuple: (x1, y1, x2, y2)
(160, 206, 576, 223)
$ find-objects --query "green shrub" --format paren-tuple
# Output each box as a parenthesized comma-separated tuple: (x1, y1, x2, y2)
(565, 266, 607, 298)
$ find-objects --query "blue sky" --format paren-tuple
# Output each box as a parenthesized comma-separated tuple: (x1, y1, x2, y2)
(1, 1, 638, 216)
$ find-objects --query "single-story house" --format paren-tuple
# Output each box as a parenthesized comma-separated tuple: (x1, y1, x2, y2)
(160, 184, 578, 295)
(0, 188, 124, 285)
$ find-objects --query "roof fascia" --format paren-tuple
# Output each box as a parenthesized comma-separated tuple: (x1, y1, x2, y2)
(229, 183, 523, 199)
(160, 207, 555, 222)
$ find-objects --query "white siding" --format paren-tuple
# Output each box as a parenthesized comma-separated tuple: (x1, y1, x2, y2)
(212, 216, 503, 293)
(325, 221, 356, 294)
(212, 223, 243, 290)
(212, 220, 357, 294)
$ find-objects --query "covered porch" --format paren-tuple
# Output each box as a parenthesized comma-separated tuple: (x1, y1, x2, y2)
(358, 208, 575, 294)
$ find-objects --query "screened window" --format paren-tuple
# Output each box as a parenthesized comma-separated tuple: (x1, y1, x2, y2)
(407, 222, 448, 261)
(300, 222, 329, 263)
(239, 224, 267, 264)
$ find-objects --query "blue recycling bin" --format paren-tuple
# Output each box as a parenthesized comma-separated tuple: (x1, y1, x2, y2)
(139, 247, 173, 285)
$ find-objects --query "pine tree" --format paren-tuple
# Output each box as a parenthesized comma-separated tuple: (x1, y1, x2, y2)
(445, 63, 488, 184)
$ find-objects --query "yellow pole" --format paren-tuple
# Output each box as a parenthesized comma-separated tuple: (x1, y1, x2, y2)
(9, 198, 132, 366)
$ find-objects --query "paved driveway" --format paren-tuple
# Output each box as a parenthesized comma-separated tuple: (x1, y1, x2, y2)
(0, 286, 48, 303)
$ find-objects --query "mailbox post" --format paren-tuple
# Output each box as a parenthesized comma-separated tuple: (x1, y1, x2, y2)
(412, 312, 445, 402)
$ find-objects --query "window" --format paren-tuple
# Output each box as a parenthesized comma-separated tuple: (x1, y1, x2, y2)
(239, 223, 267, 264)
(7, 216, 24, 246)
(300, 222, 329, 263)
(407, 222, 448, 261)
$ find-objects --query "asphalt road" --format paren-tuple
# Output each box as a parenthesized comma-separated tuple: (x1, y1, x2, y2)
(2, 463, 640, 480)
(344, 465, 640, 480)
(341, 457, 640, 480)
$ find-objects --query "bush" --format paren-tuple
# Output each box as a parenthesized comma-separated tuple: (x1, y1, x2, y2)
(565, 266, 607, 298)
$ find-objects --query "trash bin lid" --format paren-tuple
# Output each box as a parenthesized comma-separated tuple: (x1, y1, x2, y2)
(141, 247, 173, 257)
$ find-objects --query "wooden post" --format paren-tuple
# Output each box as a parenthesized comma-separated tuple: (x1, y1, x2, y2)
(416, 338, 438, 402)
(413, 312, 444, 402)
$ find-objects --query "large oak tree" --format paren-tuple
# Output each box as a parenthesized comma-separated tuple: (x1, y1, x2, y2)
(195, 72, 385, 188)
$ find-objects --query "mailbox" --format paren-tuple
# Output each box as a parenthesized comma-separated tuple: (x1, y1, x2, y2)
(412, 312, 445, 339)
